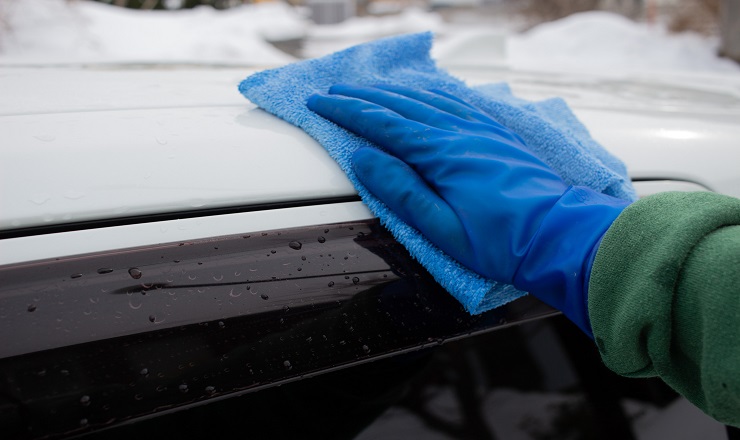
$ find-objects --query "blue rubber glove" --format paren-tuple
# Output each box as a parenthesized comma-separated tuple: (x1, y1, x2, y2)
(307, 84, 630, 337)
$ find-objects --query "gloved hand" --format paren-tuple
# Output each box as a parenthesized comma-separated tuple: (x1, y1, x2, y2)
(307, 84, 630, 336)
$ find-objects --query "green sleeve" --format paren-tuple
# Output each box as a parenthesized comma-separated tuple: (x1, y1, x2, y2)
(588, 191, 740, 427)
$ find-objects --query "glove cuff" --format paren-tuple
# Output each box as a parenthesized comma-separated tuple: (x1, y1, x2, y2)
(513, 186, 630, 337)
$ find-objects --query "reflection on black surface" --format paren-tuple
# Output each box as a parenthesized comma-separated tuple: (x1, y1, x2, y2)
(0, 220, 555, 438)
(94, 316, 719, 440)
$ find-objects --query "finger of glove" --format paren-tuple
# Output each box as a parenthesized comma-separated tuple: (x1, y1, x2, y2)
(327, 84, 475, 133)
(352, 147, 470, 261)
(361, 84, 527, 147)
(308, 92, 444, 165)
(426, 88, 481, 111)
(425, 88, 529, 146)
(371, 84, 498, 125)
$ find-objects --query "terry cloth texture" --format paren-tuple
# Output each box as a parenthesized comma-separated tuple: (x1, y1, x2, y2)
(238, 32, 637, 314)
(589, 191, 740, 427)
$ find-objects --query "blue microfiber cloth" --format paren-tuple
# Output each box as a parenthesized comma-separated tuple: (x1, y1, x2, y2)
(238, 32, 637, 314)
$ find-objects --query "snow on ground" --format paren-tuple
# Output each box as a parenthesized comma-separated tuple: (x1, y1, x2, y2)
(507, 11, 740, 74)
(0, 0, 737, 75)
(302, 7, 443, 58)
(0, 0, 305, 65)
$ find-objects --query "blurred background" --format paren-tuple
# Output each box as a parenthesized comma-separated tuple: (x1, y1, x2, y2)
(0, 0, 738, 74)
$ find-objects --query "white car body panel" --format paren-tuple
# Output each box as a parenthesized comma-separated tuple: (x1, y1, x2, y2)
(1, 65, 739, 265)
(1, 66, 356, 231)
(578, 109, 740, 193)
(0, 201, 373, 266)
(1, 104, 355, 229)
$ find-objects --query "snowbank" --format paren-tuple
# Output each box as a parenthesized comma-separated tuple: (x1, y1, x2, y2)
(507, 11, 739, 74)
(302, 7, 443, 59)
(0, 0, 306, 65)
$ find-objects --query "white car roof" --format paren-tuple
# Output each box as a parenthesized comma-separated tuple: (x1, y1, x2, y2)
(0, 65, 356, 232)
(2, 64, 740, 235)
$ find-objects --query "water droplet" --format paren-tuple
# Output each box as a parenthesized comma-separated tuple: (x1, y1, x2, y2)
(29, 193, 51, 205)
(128, 267, 141, 280)
(246, 285, 251, 291)
(60, 369, 70, 376)
(149, 315, 156, 323)
(288, 241, 303, 250)
(306, 336, 313, 342)
(362, 345, 370, 353)
(80, 395, 90, 406)
(27, 304, 37, 312)
(283, 360, 292, 370)
(79, 418, 88, 427)
(213, 274, 224, 281)
(71, 273, 82, 279)
(205, 386, 216, 394)
(179, 384, 189, 393)
(352, 277, 360, 284)
(328, 281, 334, 287)
(134, 393, 144, 400)
(129, 297, 142, 309)
(271, 250, 277, 254)
(324, 229, 330, 233)
(64, 189, 85, 200)
(218, 321, 226, 329)
(155, 136, 168, 145)
(297, 267, 302, 272)
(97, 268, 113, 275)
(140, 368, 149, 376)
(317, 236, 326, 243)
(260, 294, 269, 300)
(301, 256, 307, 261)
(228, 289, 241, 298)
(34, 134, 56, 142)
